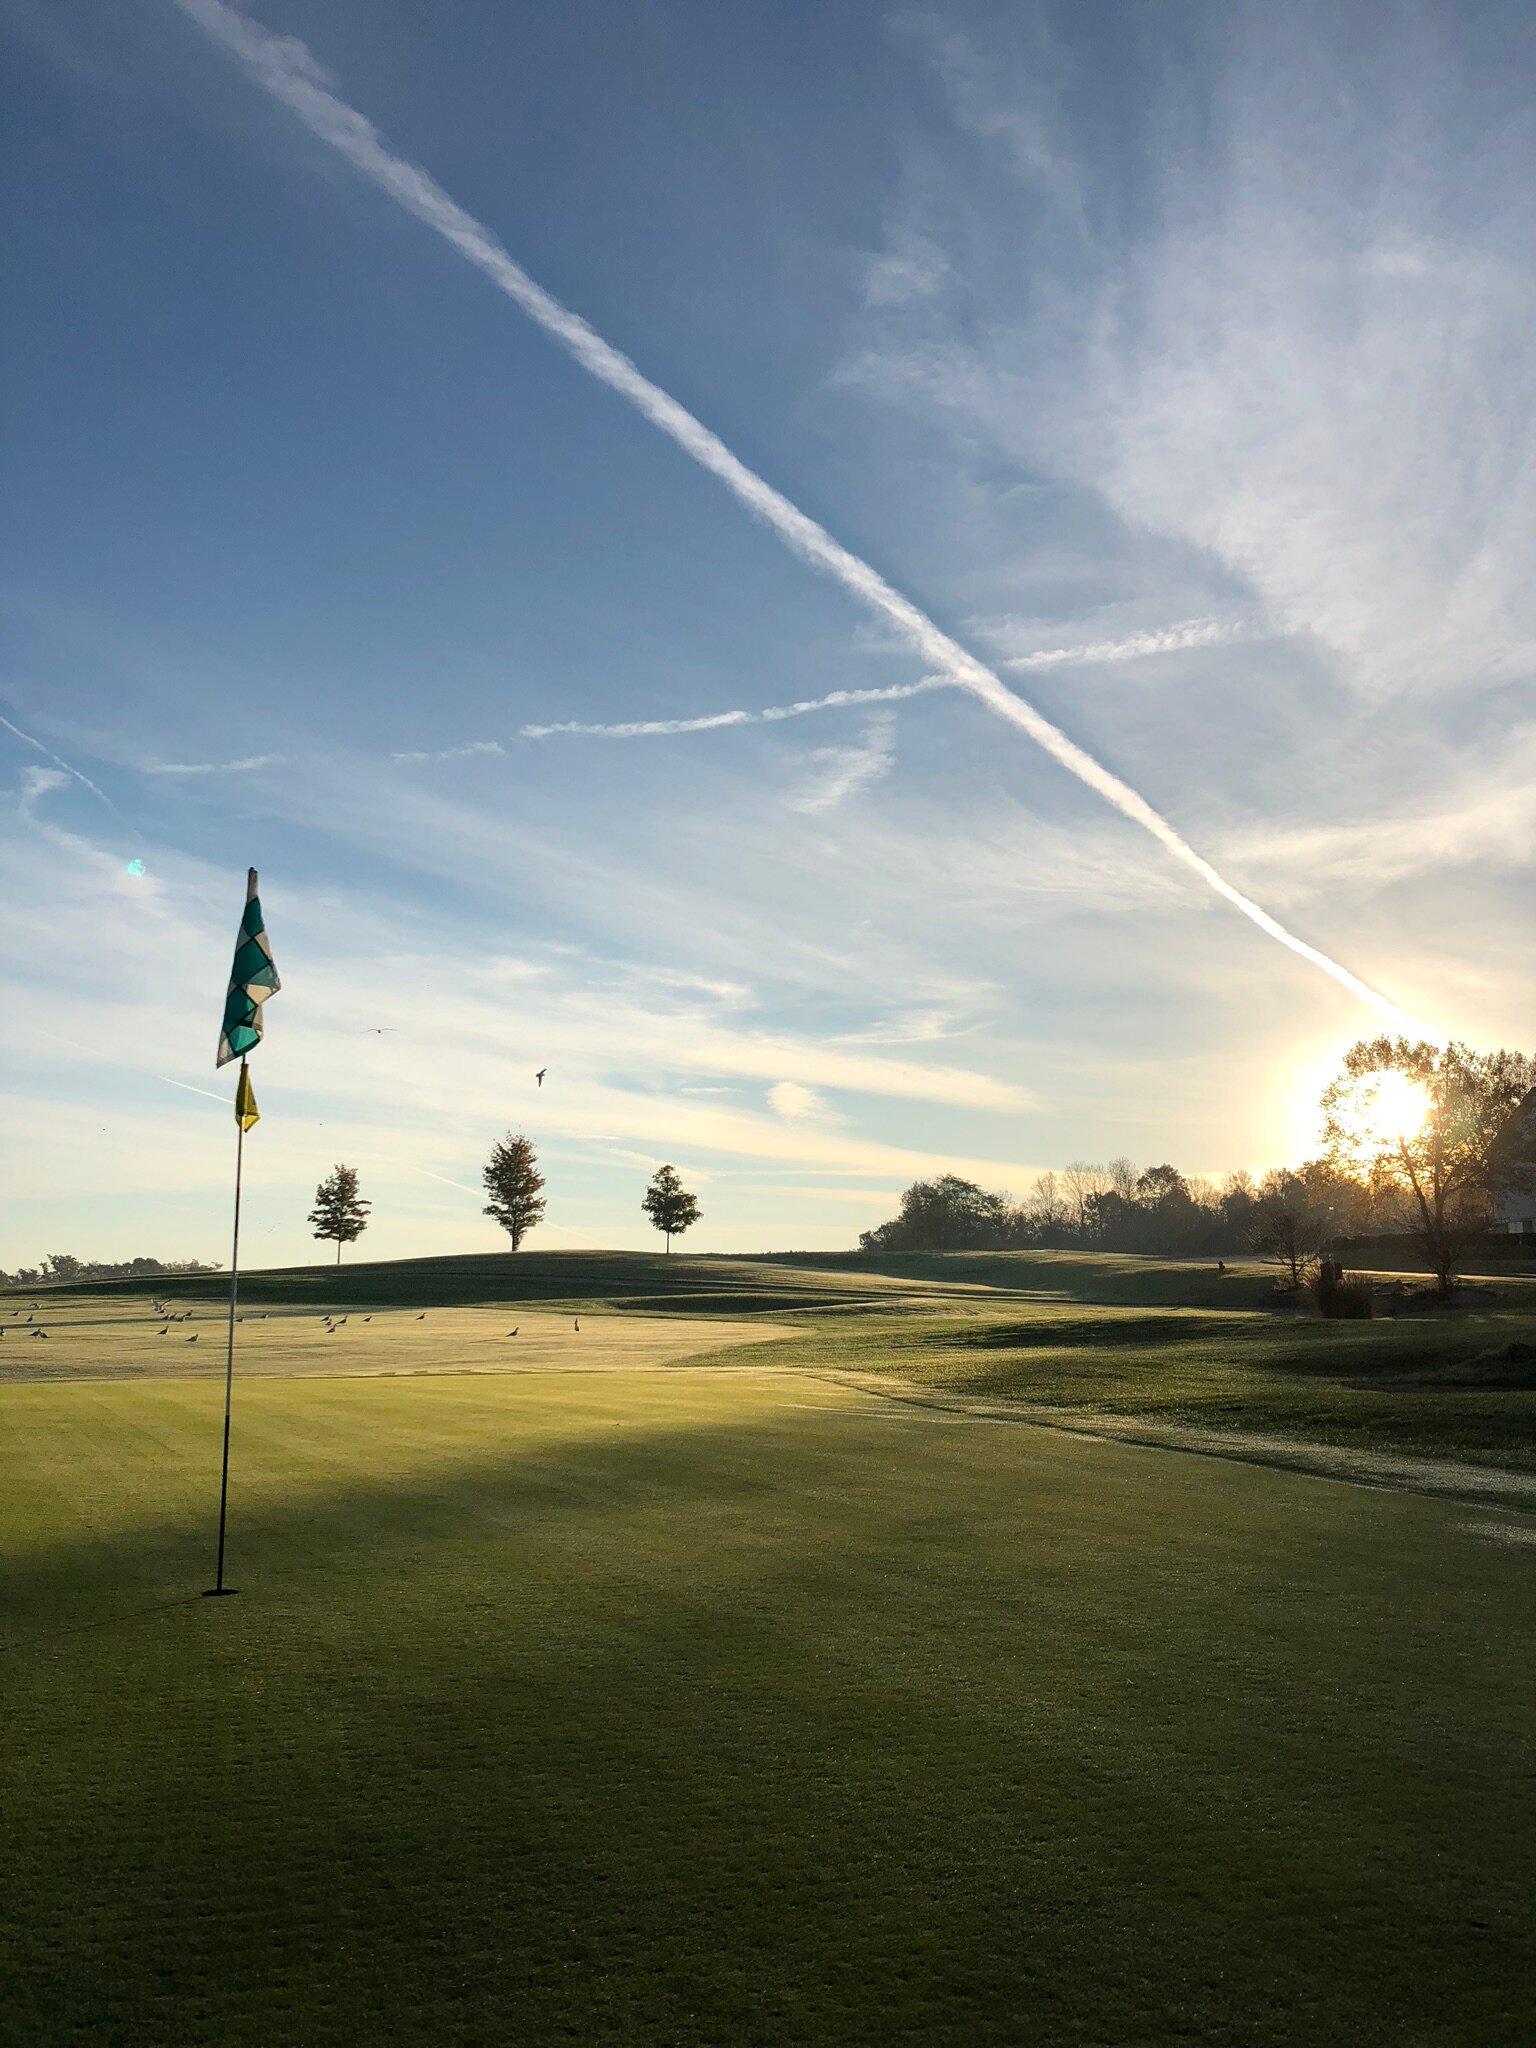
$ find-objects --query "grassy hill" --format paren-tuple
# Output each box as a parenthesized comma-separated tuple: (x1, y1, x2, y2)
(75, 1247, 935, 1316)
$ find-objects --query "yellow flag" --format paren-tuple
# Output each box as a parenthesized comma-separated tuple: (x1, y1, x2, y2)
(234, 1064, 260, 1132)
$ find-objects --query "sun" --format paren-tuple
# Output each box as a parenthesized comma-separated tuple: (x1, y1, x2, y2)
(1331, 1068, 1431, 1155)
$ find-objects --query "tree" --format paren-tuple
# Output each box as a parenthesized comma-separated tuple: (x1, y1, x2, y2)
(1026, 1171, 1071, 1243)
(1105, 1157, 1139, 1201)
(1321, 1037, 1535, 1296)
(1248, 1169, 1332, 1287)
(1218, 1170, 1259, 1241)
(641, 1164, 702, 1252)
(42, 1254, 82, 1282)
(308, 1165, 371, 1264)
(482, 1133, 546, 1251)
(1061, 1162, 1114, 1238)
(860, 1175, 1013, 1253)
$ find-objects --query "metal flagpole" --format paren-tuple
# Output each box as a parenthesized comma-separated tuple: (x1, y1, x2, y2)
(206, 1057, 248, 1597)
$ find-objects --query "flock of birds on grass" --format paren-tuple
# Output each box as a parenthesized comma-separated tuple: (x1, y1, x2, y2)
(7, 1068, 572, 1348)
(5, 1301, 583, 1346)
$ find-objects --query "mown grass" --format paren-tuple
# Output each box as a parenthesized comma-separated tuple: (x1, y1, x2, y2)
(770, 1297, 1536, 1471)
(3, 1367, 1533, 2046)
(23, 1245, 1536, 1469)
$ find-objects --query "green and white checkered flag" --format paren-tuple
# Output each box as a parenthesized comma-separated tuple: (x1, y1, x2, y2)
(217, 867, 280, 1069)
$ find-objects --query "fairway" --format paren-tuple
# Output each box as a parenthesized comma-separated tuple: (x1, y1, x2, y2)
(4, 1309, 1534, 2045)
(0, 1295, 797, 1383)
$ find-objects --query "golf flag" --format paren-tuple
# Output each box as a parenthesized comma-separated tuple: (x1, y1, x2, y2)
(217, 867, 280, 1068)
(234, 1065, 260, 1132)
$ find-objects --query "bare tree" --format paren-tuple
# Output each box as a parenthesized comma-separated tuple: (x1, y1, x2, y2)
(1105, 1157, 1139, 1201)
(1249, 1170, 1331, 1288)
(1028, 1171, 1069, 1234)
(1061, 1162, 1113, 1237)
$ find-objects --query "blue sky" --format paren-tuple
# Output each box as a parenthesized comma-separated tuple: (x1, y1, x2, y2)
(4, 0, 1534, 1268)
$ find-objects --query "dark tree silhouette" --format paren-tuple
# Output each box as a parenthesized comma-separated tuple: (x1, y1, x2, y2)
(483, 1134, 546, 1251)
(641, 1164, 701, 1253)
(1248, 1169, 1333, 1287)
(859, 1175, 1014, 1253)
(309, 1164, 371, 1263)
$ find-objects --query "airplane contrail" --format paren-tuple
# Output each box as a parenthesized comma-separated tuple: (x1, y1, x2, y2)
(1005, 618, 1254, 671)
(522, 677, 949, 740)
(1, 712, 121, 814)
(170, 0, 1412, 1023)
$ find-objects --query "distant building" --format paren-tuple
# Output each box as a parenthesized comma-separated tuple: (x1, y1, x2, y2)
(1490, 1086, 1536, 1239)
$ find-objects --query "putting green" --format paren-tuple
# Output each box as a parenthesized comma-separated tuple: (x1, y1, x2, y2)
(2, 1365, 1532, 2044)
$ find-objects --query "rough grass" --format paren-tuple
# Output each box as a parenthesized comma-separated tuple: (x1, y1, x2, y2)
(3, 1368, 1533, 2046)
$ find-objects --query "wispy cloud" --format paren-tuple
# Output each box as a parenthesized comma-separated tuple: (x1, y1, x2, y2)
(786, 714, 896, 814)
(861, 231, 949, 309)
(16, 766, 69, 816)
(169, 0, 1412, 1026)
(389, 740, 505, 764)
(871, 12, 1536, 704)
(834, 1007, 976, 1047)
(1219, 725, 1536, 902)
(141, 753, 289, 775)
(767, 1080, 842, 1123)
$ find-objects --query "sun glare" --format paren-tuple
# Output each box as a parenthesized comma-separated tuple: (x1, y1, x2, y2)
(1333, 1069, 1431, 1154)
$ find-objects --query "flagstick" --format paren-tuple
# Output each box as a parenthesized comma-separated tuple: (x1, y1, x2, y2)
(206, 1057, 248, 1597)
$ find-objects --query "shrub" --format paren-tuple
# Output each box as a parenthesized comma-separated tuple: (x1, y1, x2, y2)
(1316, 1259, 1373, 1319)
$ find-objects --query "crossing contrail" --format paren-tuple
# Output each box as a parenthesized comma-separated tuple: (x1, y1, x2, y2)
(521, 677, 950, 739)
(170, 0, 1412, 1023)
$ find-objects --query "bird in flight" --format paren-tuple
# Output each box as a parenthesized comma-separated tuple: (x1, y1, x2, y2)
(535, 1068, 547, 1087)
(365, 1028, 396, 1035)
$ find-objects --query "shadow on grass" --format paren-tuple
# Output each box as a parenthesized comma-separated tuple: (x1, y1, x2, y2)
(5, 1383, 1534, 2048)
(62, 1251, 904, 1319)
(947, 1312, 1260, 1352)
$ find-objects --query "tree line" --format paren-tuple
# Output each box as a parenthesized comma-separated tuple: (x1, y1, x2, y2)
(857, 1160, 1366, 1273)
(860, 1037, 1535, 1295)
(12, 1039, 1527, 1296)
(0, 1254, 222, 1288)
